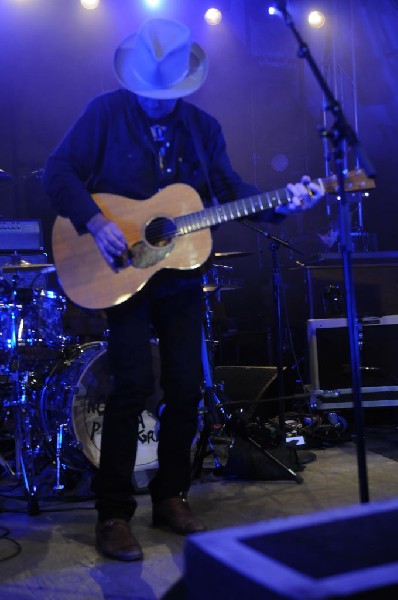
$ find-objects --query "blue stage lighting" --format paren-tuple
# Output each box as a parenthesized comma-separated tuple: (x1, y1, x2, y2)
(143, 0, 163, 9)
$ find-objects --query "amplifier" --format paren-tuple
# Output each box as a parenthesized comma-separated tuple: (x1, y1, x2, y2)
(0, 253, 48, 291)
(307, 316, 398, 409)
(214, 365, 295, 420)
(0, 220, 43, 251)
(214, 366, 278, 405)
(303, 252, 398, 318)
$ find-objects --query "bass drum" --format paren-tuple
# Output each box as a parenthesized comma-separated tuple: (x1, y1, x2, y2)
(39, 341, 161, 472)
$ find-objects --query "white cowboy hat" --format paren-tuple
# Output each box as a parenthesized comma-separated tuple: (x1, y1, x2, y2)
(114, 18, 208, 99)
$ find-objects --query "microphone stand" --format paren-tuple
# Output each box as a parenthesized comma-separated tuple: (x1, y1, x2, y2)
(242, 220, 303, 441)
(274, 1, 376, 503)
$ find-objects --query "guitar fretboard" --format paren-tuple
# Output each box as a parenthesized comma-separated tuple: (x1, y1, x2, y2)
(175, 188, 292, 235)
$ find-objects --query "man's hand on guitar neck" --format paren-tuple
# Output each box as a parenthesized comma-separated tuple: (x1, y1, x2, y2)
(275, 175, 325, 215)
(86, 212, 127, 270)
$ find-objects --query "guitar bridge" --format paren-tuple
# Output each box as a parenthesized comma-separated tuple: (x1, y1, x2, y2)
(113, 249, 133, 270)
(113, 242, 174, 270)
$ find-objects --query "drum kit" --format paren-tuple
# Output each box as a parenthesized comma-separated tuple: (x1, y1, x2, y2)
(0, 251, 246, 512)
(0, 255, 161, 513)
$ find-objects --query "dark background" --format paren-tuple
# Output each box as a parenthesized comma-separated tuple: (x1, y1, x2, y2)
(1, 0, 397, 370)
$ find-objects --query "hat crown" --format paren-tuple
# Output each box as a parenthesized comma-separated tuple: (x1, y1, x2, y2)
(134, 19, 191, 88)
(114, 18, 208, 99)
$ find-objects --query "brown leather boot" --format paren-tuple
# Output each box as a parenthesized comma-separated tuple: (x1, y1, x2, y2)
(95, 518, 143, 561)
(152, 497, 207, 535)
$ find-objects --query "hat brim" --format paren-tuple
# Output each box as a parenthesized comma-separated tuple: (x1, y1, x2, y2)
(114, 36, 208, 99)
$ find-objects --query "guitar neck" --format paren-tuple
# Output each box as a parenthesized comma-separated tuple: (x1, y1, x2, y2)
(173, 168, 376, 236)
(175, 187, 291, 235)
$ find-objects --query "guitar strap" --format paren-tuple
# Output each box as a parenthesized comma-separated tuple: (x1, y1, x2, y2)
(184, 106, 219, 207)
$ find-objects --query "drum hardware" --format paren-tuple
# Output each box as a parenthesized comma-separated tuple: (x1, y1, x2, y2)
(213, 251, 252, 259)
(0, 264, 69, 512)
(0, 259, 56, 275)
(9, 371, 41, 515)
(202, 262, 242, 296)
(191, 275, 235, 479)
(202, 283, 241, 293)
(53, 423, 66, 493)
(37, 341, 160, 493)
(202, 283, 222, 294)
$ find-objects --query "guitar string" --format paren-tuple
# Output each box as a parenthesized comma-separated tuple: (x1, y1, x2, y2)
(141, 172, 368, 244)
(141, 187, 293, 245)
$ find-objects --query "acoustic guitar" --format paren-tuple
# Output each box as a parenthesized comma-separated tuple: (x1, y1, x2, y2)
(52, 169, 375, 309)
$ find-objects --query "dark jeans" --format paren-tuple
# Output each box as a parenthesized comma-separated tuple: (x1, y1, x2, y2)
(91, 282, 203, 522)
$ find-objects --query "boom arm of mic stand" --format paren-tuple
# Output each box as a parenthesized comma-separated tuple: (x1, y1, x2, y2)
(275, 3, 371, 503)
(240, 218, 304, 256)
(275, 3, 375, 179)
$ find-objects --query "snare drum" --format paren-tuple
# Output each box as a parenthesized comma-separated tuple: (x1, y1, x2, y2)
(39, 341, 161, 472)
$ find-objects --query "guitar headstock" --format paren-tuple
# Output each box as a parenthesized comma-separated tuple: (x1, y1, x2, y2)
(321, 169, 376, 194)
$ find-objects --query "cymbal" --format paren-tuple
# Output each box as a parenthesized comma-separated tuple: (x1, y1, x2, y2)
(1, 260, 56, 274)
(203, 284, 241, 293)
(213, 251, 252, 259)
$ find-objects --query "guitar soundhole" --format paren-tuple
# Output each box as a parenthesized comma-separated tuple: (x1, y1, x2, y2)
(145, 217, 176, 248)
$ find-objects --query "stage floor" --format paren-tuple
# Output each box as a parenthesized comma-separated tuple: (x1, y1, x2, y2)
(1, 421, 398, 599)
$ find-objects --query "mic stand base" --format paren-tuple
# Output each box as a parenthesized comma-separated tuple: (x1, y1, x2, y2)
(192, 320, 303, 484)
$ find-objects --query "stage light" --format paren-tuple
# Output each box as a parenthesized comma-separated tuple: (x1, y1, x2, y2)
(308, 10, 326, 28)
(204, 8, 223, 26)
(143, 0, 163, 9)
(80, 0, 100, 9)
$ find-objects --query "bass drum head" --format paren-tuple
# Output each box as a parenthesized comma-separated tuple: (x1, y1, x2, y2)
(41, 341, 160, 472)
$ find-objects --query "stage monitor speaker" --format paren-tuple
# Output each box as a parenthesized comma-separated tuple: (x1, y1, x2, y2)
(307, 316, 398, 409)
(184, 498, 398, 599)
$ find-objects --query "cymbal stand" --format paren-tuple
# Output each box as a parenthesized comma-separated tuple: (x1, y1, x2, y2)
(192, 270, 303, 483)
(191, 277, 231, 479)
(2, 272, 40, 514)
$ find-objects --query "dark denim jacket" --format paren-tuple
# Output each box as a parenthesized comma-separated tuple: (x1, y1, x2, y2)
(43, 89, 280, 295)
